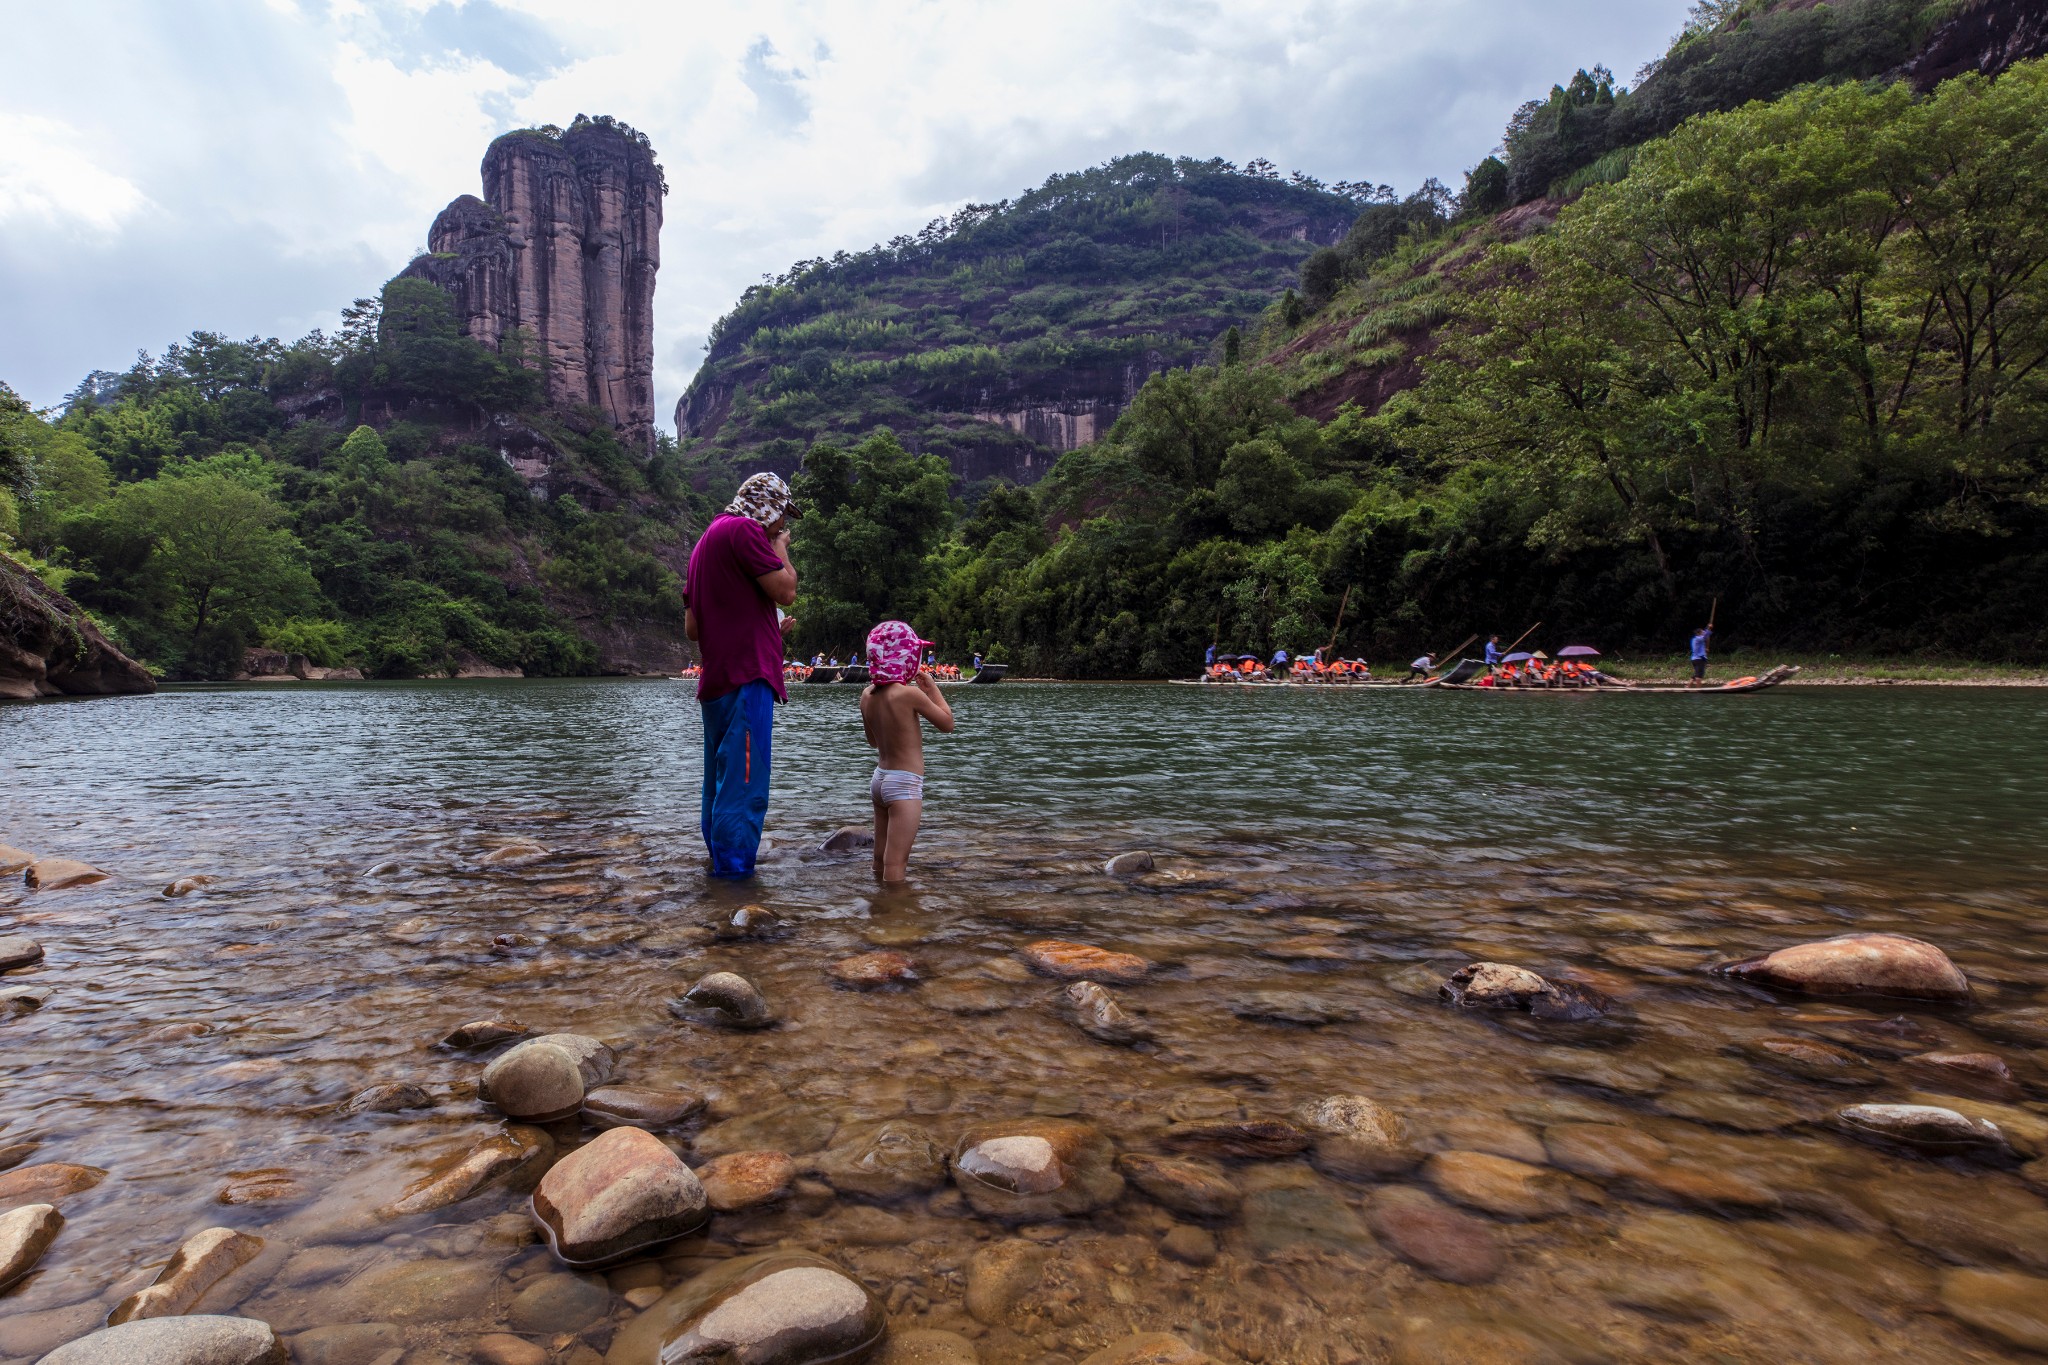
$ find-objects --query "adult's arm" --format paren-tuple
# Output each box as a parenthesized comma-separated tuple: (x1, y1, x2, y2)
(755, 528, 798, 607)
(684, 606, 699, 641)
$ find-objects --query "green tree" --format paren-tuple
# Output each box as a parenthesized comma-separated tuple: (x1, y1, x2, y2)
(790, 430, 955, 650)
(114, 460, 317, 644)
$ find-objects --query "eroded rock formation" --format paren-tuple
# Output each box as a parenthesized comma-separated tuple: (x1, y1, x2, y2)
(404, 117, 663, 452)
(1904, 0, 2048, 90)
(1, 554, 155, 700)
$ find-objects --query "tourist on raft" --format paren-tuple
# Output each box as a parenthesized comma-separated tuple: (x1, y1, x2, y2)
(1409, 652, 1435, 680)
(860, 620, 955, 884)
(684, 471, 799, 879)
(1689, 625, 1714, 686)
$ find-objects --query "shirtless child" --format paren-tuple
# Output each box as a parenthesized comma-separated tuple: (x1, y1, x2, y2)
(858, 620, 956, 883)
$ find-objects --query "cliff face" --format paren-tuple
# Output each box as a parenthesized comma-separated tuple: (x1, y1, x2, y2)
(1, 554, 155, 701)
(404, 118, 664, 452)
(1904, 0, 2048, 89)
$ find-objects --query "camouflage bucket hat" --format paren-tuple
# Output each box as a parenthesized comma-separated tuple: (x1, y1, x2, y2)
(726, 472, 795, 525)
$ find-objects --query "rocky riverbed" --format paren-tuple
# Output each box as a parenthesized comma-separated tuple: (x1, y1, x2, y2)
(3, 681, 2048, 1362)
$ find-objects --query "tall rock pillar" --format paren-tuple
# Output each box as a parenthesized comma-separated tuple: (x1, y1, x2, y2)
(402, 116, 664, 452)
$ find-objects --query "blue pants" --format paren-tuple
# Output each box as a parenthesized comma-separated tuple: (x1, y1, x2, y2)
(700, 681, 775, 878)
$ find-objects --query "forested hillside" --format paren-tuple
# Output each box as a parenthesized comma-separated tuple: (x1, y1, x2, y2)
(771, 8, 2048, 673)
(678, 155, 1366, 483)
(0, 280, 704, 681)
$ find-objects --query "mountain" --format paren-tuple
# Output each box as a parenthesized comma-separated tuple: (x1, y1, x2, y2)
(677, 155, 1366, 484)
(0, 116, 707, 684)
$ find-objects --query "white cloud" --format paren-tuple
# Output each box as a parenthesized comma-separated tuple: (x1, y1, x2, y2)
(0, 113, 150, 234)
(0, 0, 1691, 422)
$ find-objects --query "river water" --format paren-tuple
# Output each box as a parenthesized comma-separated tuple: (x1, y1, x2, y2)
(3, 680, 2047, 1362)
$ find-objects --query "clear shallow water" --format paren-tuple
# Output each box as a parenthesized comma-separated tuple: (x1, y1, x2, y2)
(2, 679, 2047, 1362)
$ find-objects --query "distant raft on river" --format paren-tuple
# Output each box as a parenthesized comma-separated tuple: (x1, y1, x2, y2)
(1179, 659, 1800, 694)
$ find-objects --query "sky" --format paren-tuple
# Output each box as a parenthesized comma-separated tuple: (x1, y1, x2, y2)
(0, 0, 1689, 429)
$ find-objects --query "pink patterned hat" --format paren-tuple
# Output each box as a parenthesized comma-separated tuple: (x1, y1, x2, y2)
(866, 620, 933, 684)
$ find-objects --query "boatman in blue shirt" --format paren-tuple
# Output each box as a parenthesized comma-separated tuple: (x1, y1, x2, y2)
(1409, 652, 1435, 681)
(1484, 635, 1502, 670)
(1205, 644, 1217, 670)
(1689, 626, 1713, 686)
(1270, 647, 1290, 676)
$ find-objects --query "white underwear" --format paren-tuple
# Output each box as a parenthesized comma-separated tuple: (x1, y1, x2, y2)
(870, 768, 925, 804)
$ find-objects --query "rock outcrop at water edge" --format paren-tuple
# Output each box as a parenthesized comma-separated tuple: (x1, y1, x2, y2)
(0, 553, 154, 700)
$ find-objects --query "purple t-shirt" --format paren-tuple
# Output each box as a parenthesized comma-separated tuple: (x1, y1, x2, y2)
(684, 514, 788, 703)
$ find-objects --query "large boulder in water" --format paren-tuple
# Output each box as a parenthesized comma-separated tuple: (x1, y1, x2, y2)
(532, 1126, 708, 1266)
(951, 1117, 1123, 1221)
(1713, 933, 1969, 1001)
(603, 1250, 885, 1364)
(480, 1033, 616, 1120)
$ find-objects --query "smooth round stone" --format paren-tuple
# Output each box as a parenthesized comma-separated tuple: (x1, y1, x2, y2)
(1067, 980, 1153, 1044)
(481, 1034, 615, 1121)
(532, 1126, 708, 1267)
(1117, 1154, 1241, 1221)
(605, 1250, 885, 1365)
(0, 1141, 40, 1171)
(695, 1151, 795, 1212)
(1541, 1123, 1670, 1181)
(0, 1203, 62, 1291)
(715, 904, 788, 940)
(0, 1161, 106, 1206)
(809, 1121, 948, 1201)
(1160, 1224, 1218, 1265)
(1017, 940, 1150, 984)
(1226, 991, 1360, 1026)
(1632, 1163, 1779, 1214)
(108, 1226, 266, 1325)
(38, 1316, 284, 1365)
(822, 825, 875, 852)
(1104, 851, 1156, 875)
(583, 1085, 707, 1130)
(1909, 1051, 2014, 1086)
(1368, 1186, 1506, 1284)
(1440, 962, 1552, 1008)
(1297, 1095, 1416, 1178)
(0, 936, 43, 972)
(1425, 1151, 1572, 1219)
(439, 1019, 529, 1050)
(1743, 1036, 1881, 1086)
(1942, 1267, 2048, 1352)
(670, 972, 775, 1030)
(829, 951, 919, 989)
(1979, 1007, 2048, 1048)
(342, 1081, 433, 1115)
(951, 1118, 1123, 1221)
(1712, 932, 1970, 1001)
(507, 1270, 610, 1333)
(24, 858, 109, 890)
(1838, 1103, 2014, 1160)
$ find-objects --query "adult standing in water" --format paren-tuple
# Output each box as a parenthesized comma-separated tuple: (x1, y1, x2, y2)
(684, 473, 799, 878)
(1688, 624, 1713, 686)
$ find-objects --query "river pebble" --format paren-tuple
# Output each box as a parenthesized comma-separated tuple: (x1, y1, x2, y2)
(952, 1117, 1124, 1220)
(507, 1270, 610, 1332)
(0, 1139, 39, 1171)
(439, 1019, 530, 1050)
(1368, 1185, 1506, 1284)
(1078, 1333, 1214, 1365)
(0, 1161, 105, 1208)
(39, 1316, 285, 1365)
(0, 1202, 61, 1291)
(1297, 1094, 1415, 1177)
(472, 1334, 549, 1365)
(480, 1033, 616, 1120)
(1163, 1114, 1310, 1159)
(24, 858, 109, 889)
(532, 1126, 708, 1265)
(1837, 1102, 2014, 1160)
(695, 1150, 796, 1211)
(287, 1322, 404, 1365)
(582, 1084, 706, 1130)
(378, 1125, 551, 1218)
(0, 843, 31, 873)
(829, 950, 919, 989)
(1743, 1036, 1881, 1086)
(1104, 851, 1155, 875)
(0, 935, 43, 971)
(808, 1120, 948, 1200)
(108, 1226, 265, 1324)
(1018, 940, 1150, 983)
(341, 1081, 434, 1114)
(1425, 1150, 1573, 1219)
(670, 971, 776, 1029)
(1066, 980, 1153, 1044)
(1117, 1154, 1241, 1220)
(1713, 932, 1970, 1000)
(606, 1250, 885, 1364)
(965, 1238, 1048, 1325)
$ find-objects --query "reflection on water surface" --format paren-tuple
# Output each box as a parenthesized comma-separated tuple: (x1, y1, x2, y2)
(3, 680, 2047, 1362)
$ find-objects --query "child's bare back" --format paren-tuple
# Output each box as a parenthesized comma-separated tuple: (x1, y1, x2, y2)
(859, 673, 954, 883)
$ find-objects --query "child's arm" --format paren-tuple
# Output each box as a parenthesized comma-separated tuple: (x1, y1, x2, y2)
(912, 672, 956, 733)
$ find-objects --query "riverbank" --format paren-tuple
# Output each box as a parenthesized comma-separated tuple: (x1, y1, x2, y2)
(1613, 654, 2048, 686)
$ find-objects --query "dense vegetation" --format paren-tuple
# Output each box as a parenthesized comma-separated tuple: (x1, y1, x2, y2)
(679, 154, 1365, 470)
(0, 277, 700, 679)
(773, 60, 2048, 672)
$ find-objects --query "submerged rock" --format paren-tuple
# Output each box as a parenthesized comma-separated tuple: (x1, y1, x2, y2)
(715, 903, 789, 940)
(1017, 940, 1150, 984)
(39, 1316, 286, 1365)
(24, 858, 110, 890)
(1078, 1334, 1215, 1365)
(1426, 1150, 1574, 1219)
(216, 1170, 304, 1207)
(0, 1203, 61, 1291)
(964, 1239, 1048, 1327)
(1066, 980, 1153, 1044)
(480, 1033, 616, 1121)
(1368, 1186, 1505, 1284)
(604, 1250, 884, 1365)
(1743, 1036, 1882, 1086)
(1713, 933, 1969, 1001)
(507, 1270, 610, 1333)
(0, 936, 43, 972)
(829, 951, 919, 990)
(532, 1125, 708, 1266)
(823, 825, 876, 852)
(378, 1125, 552, 1218)
(1104, 851, 1156, 876)
(1910, 1051, 2013, 1085)
(1159, 1223, 1218, 1266)
(694, 1150, 795, 1212)
(1117, 1154, 1241, 1221)
(951, 1117, 1124, 1220)
(439, 1019, 530, 1050)
(669, 971, 775, 1030)
(341, 1081, 434, 1115)
(809, 1121, 949, 1201)
(161, 875, 221, 898)
(0, 1161, 105, 1206)
(1162, 1115, 1311, 1159)
(1440, 962, 1609, 1020)
(583, 1085, 706, 1130)
(107, 1226, 266, 1324)
(0, 844, 30, 874)
(1838, 1103, 2015, 1161)
(0, 1141, 39, 1172)
(1226, 990, 1360, 1027)
(1296, 1095, 1414, 1178)
(1941, 1268, 2048, 1353)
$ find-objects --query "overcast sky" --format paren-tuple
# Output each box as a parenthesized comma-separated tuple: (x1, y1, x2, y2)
(1, 0, 1687, 426)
